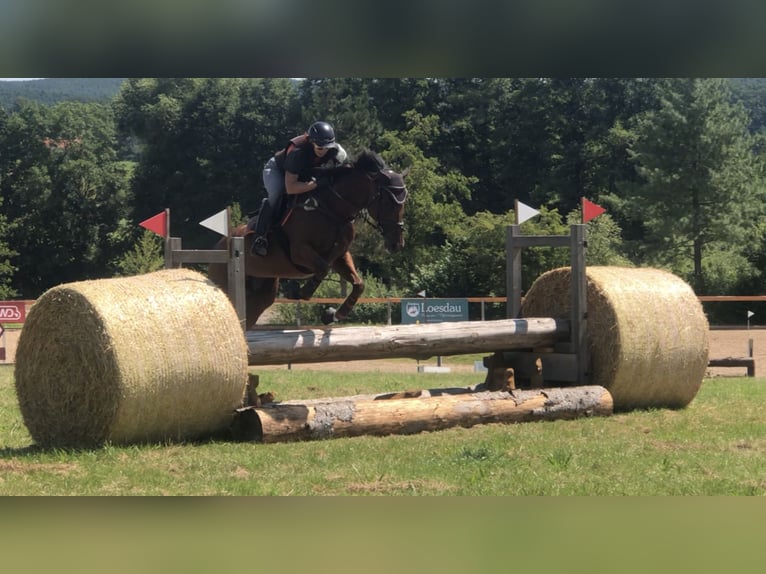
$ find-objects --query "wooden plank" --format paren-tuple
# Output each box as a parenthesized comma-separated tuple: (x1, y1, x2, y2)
(698, 295, 766, 302)
(271, 296, 510, 304)
(708, 357, 755, 377)
(172, 249, 229, 264)
(508, 235, 572, 248)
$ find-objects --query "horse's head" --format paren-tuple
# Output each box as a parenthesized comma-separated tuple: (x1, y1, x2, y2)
(367, 167, 408, 252)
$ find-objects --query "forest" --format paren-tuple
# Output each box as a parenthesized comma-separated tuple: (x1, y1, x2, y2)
(0, 78, 125, 108)
(2, 77, 766, 323)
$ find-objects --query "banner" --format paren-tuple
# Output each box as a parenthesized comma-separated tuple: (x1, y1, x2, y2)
(0, 301, 25, 323)
(401, 298, 469, 324)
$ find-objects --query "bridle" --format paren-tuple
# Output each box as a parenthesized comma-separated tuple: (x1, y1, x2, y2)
(305, 166, 407, 236)
(366, 169, 407, 236)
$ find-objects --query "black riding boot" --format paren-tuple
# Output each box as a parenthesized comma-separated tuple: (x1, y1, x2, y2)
(250, 198, 273, 256)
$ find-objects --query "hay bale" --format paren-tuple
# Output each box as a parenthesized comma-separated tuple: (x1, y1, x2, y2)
(520, 266, 709, 410)
(14, 269, 248, 447)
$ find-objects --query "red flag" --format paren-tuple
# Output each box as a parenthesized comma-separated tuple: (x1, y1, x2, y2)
(582, 198, 606, 223)
(139, 210, 168, 237)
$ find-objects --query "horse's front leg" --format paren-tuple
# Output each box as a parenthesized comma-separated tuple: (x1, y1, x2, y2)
(324, 251, 365, 324)
(282, 271, 328, 301)
(298, 271, 328, 300)
(287, 242, 335, 303)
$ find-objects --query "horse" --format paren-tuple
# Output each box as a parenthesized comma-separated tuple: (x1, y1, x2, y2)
(209, 150, 409, 329)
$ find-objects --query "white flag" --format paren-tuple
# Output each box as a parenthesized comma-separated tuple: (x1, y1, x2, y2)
(748, 310, 755, 318)
(199, 209, 229, 236)
(417, 290, 427, 298)
(516, 201, 540, 225)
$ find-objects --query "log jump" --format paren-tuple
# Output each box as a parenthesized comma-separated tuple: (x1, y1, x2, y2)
(246, 317, 570, 366)
(12, 222, 712, 447)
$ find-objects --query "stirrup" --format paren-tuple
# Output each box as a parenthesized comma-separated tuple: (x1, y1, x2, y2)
(251, 236, 268, 256)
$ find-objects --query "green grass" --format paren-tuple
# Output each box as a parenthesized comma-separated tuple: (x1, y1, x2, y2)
(2, 363, 766, 495)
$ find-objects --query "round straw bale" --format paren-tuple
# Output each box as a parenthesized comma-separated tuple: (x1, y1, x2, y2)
(520, 266, 709, 410)
(14, 269, 248, 447)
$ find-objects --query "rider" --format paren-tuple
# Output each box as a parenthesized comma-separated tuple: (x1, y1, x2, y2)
(250, 121, 348, 256)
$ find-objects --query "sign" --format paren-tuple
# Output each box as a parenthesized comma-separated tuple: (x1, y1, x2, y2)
(400, 298, 469, 324)
(0, 301, 25, 323)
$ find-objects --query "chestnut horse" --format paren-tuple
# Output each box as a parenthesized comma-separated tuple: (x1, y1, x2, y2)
(209, 150, 408, 328)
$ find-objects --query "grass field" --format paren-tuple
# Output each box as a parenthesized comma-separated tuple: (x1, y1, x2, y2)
(1, 362, 766, 495)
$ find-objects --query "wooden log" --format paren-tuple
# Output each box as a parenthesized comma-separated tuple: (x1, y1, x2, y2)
(246, 318, 570, 365)
(231, 385, 613, 443)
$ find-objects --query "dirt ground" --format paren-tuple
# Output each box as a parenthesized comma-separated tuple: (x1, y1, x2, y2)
(2, 327, 762, 378)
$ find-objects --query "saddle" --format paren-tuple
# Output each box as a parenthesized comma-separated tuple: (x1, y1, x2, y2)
(245, 196, 319, 275)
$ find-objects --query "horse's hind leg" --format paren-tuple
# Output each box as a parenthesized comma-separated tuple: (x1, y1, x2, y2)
(325, 251, 365, 324)
(246, 277, 279, 329)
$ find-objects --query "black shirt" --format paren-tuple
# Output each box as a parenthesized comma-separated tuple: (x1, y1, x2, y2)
(275, 135, 342, 181)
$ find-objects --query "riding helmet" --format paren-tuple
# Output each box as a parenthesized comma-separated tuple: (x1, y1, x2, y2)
(308, 121, 336, 147)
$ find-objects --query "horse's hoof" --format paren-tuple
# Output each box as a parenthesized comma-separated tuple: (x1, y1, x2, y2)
(321, 307, 337, 325)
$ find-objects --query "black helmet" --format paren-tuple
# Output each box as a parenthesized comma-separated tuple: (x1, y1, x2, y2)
(308, 121, 336, 147)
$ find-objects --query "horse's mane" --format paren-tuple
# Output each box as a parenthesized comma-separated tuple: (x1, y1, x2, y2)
(352, 149, 386, 173)
(317, 149, 386, 180)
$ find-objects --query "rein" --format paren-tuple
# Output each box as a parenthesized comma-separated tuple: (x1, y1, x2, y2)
(299, 169, 378, 224)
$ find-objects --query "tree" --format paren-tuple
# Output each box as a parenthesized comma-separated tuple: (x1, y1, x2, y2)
(114, 230, 164, 276)
(116, 78, 302, 249)
(370, 110, 475, 290)
(614, 78, 766, 293)
(0, 110, 19, 298)
(728, 78, 766, 137)
(0, 100, 133, 297)
(0, 198, 18, 299)
(565, 209, 632, 267)
(298, 78, 383, 153)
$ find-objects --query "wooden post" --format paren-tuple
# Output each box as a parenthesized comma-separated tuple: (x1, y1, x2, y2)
(501, 223, 588, 387)
(506, 224, 523, 319)
(165, 236, 182, 268)
(569, 224, 589, 386)
(161, 208, 247, 331)
(227, 236, 246, 330)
